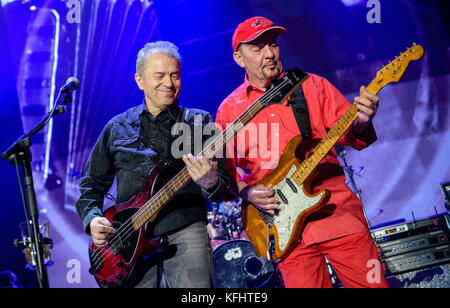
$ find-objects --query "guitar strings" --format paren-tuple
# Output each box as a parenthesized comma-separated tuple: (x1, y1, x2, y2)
(90, 79, 294, 271)
(90, 77, 294, 270)
(291, 103, 359, 184)
(90, 78, 291, 269)
(94, 43, 415, 269)
(89, 81, 290, 271)
(90, 77, 295, 271)
(255, 102, 360, 223)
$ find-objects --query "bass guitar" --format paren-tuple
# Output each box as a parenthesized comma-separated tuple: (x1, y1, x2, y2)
(243, 44, 425, 261)
(88, 68, 310, 287)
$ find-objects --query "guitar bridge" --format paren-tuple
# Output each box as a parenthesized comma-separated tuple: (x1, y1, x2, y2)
(258, 210, 274, 227)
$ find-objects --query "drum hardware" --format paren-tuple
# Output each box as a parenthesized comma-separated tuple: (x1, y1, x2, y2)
(213, 239, 282, 288)
(2, 78, 78, 288)
(336, 145, 371, 228)
(208, 200, 283, 288)
(207, 199, 244, 241)
(13, 220, 54, 271)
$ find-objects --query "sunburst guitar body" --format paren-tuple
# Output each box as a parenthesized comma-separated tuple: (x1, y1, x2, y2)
(243, 44, 425, 261)
(243, 135, 330, 260)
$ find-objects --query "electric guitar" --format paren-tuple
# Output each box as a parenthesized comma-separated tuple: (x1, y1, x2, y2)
(88, 68, 310, 288)
(243, 44, 425, 261)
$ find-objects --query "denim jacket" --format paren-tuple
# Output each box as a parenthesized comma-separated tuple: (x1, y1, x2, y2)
(75, 101, 230, 236)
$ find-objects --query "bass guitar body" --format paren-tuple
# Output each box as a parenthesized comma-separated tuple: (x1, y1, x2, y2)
(243, 135, 330, 260)
(88, 161, 168, 288)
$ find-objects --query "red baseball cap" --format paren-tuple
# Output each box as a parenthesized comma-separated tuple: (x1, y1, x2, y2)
(232, 16, 287, 51)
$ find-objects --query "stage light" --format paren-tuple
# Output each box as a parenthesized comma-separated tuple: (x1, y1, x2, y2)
(0, 0, 18, 7)
(44, 173, 63, 191)
(340, 0, 365, 7)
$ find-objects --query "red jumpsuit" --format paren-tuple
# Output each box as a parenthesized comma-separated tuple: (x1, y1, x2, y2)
(216, 73, 389, 288)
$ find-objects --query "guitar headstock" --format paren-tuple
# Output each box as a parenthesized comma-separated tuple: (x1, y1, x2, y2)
(375, 43, 425, 87)
(263, 68, 309, 107)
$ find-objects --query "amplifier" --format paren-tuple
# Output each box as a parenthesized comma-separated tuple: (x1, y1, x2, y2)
(376, 229, 449, 258)
(371, 213, 450, 258)
(371, 213, 450, 274)
(382, 244, 450, 274)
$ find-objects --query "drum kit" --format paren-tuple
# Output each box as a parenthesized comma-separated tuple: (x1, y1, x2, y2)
(207, 198, 284, 288)
(14, 220, 54, 271)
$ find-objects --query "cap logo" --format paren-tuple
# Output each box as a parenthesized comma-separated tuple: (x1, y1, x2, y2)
(251, 18, 268, 29)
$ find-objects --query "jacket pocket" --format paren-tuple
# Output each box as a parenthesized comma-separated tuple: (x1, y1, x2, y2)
(112, 136, 146, 165)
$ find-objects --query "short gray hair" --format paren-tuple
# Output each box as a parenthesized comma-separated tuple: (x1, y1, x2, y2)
(136, 41, 182, 77)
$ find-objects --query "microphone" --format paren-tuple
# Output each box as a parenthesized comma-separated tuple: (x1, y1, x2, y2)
(59, 77, 80, 93)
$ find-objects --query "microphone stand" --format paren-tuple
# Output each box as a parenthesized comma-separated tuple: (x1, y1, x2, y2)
(2, 90, 73, 288)
(335, 145, 371, 229)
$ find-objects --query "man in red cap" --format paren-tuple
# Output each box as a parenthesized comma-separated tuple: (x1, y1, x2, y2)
(216, 16, 390, 288)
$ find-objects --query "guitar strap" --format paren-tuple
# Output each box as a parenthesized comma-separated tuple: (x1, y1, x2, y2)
(288, 86, 312, 140)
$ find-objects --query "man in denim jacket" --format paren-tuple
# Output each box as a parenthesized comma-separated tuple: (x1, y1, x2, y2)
(75, 41, 230, 288)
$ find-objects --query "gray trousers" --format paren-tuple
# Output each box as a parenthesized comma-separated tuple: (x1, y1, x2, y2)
(134, 221, 214, 288)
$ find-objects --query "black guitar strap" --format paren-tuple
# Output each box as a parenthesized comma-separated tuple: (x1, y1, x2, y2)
(288, 86, 312, 140)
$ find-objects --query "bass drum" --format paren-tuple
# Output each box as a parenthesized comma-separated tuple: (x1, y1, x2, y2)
(213, 239, 284, 288)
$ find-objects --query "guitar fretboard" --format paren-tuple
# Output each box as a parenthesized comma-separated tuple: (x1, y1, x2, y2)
(129, 72, 308, 230)
(290, 82, 381, 186)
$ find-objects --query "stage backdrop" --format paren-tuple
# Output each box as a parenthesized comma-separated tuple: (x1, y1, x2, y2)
(0, 0, 448, 287)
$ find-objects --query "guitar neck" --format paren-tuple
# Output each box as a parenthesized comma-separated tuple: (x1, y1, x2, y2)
(291, 82, 381, 185)
(131, 100, 267, 230)
(130, 70, 309, 230)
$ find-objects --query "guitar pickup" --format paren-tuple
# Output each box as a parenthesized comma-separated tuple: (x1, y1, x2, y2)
(286, 178, 298, 193)
(276, 189, 288, 204)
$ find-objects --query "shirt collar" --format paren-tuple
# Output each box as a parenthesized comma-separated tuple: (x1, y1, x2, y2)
(139, 99, 180, 121)
(243, 72, 286, 99)
(243, 73, 263, 99)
